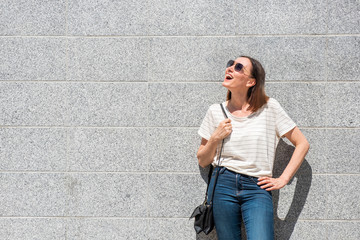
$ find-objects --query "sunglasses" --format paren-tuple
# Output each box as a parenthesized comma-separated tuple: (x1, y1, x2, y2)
(226, 60, 254, 78)
(226, 60, 245, 71)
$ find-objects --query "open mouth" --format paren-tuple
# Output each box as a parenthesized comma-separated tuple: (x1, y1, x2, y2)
(225, 74, 233, 80)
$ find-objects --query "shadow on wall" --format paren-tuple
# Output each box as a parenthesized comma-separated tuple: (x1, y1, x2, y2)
(273, 139, 312, 240)
(195, 139, 312, 240)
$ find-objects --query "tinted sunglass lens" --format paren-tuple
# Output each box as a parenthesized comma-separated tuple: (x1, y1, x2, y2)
(234, 63, 244, 72)
(226, 60, 234, 68)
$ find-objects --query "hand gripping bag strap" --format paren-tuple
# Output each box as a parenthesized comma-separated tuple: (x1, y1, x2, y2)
(202, 103, 228, 202)
(190, 103, 229, 235)
(208, 103, 228, 204)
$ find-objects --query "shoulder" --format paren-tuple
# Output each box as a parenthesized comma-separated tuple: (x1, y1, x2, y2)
(266, 97, 282, 109)
(205, 103, 226, 122)
(208, 103, 223, 112)
(201, 103, 221, 119)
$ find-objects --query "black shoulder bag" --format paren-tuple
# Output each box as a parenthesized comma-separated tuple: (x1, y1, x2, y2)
(190, 103, 228, 235)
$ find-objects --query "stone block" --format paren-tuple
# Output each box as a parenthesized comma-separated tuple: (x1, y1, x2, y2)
(275, 220, 327, 240)
(296, 129, 327, 174)
(327, 175, 360, 219)
(0, 218, 66, 239)
(326, 83, 360, 127)
(326, 129, 360, 173)
(67, 0, 148, 35)
(67, 218, 147, 240)
(259, 37, 327, 81)
(266, 82, 327, 127)
(0, 173, 68, 216)
(0, 0, 66, 35)
(327, 221, 360, 240)
(0, 128, 67, 171)
(148, 37, 240, 82)
(328, 0, 360, 34)
(67, 38, 149, 81)
(67, 173, 147, 217)
(148, 83, 224, 127)
(0, 38, 66, 80)
(68, 83, 148, 126)
(236, 0, 327, 34)
(327, 37, 360, 81)
(147, 0, 235, 35)
(147, 218, 195, 239)
(148, 173, 207, 217)
(148, 128, 199, 172)
(68, 128, 147, 172)
(0, 82, 68, 126)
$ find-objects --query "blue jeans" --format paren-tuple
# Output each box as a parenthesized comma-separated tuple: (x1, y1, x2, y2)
(207, 167, 274, 240)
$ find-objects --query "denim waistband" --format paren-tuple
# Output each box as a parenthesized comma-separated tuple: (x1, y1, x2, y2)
(214, 166, 259, 180)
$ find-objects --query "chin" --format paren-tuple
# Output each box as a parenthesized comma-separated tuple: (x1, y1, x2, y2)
(222, 80, 231, 88)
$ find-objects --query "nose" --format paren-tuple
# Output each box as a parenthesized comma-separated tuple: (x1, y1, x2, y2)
(227, 65, 234, 72)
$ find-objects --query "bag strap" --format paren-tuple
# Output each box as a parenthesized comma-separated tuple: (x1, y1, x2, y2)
(219, 102, 228, 118)
(204, 103, 228, 204)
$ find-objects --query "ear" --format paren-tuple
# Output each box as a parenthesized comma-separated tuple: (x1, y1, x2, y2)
(246, 78, 256, 87)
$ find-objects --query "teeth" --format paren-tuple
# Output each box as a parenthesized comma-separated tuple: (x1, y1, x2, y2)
(226, 74, 233, 79)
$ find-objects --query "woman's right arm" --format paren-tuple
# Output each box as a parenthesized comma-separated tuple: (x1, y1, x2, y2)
(197, 119, 232, 168)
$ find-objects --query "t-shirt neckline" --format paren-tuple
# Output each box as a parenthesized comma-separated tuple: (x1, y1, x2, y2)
(222, 101, 254, 121)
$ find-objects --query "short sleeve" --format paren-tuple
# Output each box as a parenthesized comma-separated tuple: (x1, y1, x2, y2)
(273, 100, 297, 137)
(198, 106, 216, 140)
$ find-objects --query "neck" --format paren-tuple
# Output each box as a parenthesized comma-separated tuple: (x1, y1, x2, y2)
(228, 92, 249, 111)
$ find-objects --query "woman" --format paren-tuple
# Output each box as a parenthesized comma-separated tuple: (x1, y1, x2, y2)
(196, 56, 310, 240)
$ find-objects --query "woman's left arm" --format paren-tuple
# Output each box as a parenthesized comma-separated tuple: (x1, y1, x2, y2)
(258, 126, 310, 191)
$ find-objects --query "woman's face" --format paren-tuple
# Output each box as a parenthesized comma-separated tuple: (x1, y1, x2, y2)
(222, 57, 255, 91)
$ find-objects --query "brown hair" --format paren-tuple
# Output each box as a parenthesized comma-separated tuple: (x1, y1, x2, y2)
(226, 56, 269, 112)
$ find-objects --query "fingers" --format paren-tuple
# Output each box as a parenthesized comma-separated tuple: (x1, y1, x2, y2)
(220, 119, 231, 126)
(258, 177, 269, 181)
(220, 118, 231, 125)
(257, 178, 269, 186)
(257, 177, 276, 191)
(224, 123, 232, 135)
(257, 177, 286, 191)
(220, 119, 232, 134)
(211, 119, 232, 141)
(223, 118, 231, 123)
(259, 181, 273, 186)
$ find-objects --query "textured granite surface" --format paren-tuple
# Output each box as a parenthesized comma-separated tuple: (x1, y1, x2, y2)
(1, 0, 358, 239)
(0, 38, 66, 80)
(0, 0, 66, 35)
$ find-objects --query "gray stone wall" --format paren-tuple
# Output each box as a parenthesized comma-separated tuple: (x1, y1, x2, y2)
(0, 0, 359, 239)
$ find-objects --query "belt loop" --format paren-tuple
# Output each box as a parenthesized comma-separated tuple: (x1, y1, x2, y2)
(219, 167, 226, 174)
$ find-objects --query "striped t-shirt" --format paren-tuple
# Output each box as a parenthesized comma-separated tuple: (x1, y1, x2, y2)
(198, 98, 296, 177)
